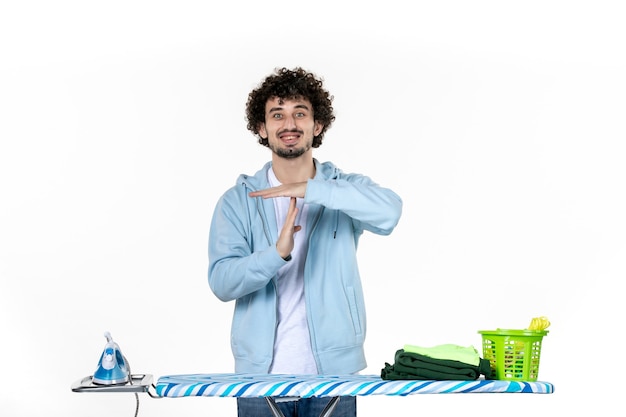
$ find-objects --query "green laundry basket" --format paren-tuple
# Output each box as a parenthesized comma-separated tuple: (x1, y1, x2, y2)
(478, 329, 548, 382)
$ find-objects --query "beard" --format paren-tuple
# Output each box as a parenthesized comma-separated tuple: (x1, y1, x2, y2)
(269, 135, 313, 159)
(273, 145, 308, 159)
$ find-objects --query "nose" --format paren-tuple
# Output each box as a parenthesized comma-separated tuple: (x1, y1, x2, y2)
(282, 114, 297, 129)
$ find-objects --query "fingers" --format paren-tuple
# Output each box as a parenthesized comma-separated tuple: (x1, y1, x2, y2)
(248, 187, 279, 198)
(285, 196, 299, 225)
(249, 182, 307, 199)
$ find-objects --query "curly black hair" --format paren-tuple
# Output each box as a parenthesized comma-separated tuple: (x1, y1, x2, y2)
(245, 67, 335, 148)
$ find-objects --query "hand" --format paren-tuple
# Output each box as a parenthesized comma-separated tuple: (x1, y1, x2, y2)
(276, 197, 301, 259)
(248, 182, 307, 199)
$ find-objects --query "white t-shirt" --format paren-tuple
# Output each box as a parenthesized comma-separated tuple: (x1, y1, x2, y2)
(267, 168, 318, 374)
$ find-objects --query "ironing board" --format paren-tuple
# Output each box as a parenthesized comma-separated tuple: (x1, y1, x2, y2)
(73, 373, 554, 417)
(155, 373, 554, 417)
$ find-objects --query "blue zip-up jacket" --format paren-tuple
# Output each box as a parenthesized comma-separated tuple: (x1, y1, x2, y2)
(208, 159, 402, 374)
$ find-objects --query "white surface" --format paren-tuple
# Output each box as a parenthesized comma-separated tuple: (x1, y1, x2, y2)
(1, 1, 624, 416)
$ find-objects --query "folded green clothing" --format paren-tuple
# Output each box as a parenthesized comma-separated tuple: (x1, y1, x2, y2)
(403, 343, 481, 366)
(382, 362, 479, 381)
(381, 349, 492, 381)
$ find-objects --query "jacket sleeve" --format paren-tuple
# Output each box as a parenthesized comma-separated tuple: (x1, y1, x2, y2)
(208, 191, 286, 302)
(304, 173, 402, 235)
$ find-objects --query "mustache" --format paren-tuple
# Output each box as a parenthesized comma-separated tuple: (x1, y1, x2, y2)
(277, 128, 303, 136)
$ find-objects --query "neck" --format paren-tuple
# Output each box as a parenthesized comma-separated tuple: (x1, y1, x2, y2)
(271, 153, 316, 184)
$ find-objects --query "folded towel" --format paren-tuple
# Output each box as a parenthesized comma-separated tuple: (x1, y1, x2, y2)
(403, 343, 481, 366)
(381, 349, 492, 381)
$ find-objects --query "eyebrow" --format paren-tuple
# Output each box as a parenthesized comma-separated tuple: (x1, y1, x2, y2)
(268, 103, 311, 114)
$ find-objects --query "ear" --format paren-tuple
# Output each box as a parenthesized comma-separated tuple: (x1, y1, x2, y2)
(258, 123, 268, 139)
(314, 121, 323, 136)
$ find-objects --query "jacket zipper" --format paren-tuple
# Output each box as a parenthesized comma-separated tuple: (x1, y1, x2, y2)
(248, 184, 281, 372)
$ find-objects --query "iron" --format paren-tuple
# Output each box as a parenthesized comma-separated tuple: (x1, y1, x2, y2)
(92, 331, 130, 385)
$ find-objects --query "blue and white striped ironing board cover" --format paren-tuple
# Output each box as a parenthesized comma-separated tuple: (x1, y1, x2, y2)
(155, 373, 554, 398)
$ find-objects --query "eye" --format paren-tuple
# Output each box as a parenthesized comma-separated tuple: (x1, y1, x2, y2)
(272, 113, 283, 119)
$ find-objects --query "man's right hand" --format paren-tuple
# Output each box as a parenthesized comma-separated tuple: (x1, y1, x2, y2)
(276, 197, 301, 259)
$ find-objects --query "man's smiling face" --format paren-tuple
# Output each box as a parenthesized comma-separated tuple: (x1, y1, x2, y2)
(259, 97, 323, 159)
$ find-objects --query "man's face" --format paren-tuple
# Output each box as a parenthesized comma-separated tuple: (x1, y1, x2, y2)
(259, 97, 323, 159)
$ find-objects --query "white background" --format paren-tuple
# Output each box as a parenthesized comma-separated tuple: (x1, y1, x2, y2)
(1, 1, 624, 416)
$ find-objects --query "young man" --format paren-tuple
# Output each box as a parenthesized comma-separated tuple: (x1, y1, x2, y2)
(208, 67, 402, 417)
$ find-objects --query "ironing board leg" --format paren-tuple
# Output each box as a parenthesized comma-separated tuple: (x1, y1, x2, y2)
(265, 397, 287, 417)
(319, 396, 341, 417)
(264, 396, 341, 417)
